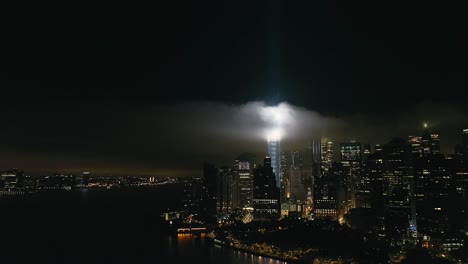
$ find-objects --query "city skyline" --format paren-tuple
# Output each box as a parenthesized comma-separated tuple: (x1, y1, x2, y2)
(2, 1, 468, 263)
(1, 102, 467, 177)
(2, 120, 468, 178)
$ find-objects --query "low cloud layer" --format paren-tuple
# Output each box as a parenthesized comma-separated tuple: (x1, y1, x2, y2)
(139, 101, 340, 172)
(159, 101, 339, 142)
(0, 101, 466, 177)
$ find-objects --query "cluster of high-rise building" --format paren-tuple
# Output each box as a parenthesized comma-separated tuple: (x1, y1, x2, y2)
(306, 126, 467, 248)
(204, 153, 280, 222)
(203, 126, 468, 250)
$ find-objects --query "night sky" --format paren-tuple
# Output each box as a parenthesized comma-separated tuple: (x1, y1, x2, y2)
(2, 1, 468, 176)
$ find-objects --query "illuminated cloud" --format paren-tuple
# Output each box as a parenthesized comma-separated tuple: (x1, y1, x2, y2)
(266, 128, 282, 142)
(1, 101, 466, 177)
(167, 101, 339, 143)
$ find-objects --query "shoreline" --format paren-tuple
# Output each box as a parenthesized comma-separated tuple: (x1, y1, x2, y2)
(205, 235, 303, 263)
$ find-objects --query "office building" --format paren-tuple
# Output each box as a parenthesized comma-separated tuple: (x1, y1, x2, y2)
(381, 138, 417, 241)
(217, 166, 232, 214)
(267, 139, 281, 188)
(233, 159, 253, 209)
(253, 155, 280, 219)
(321, 139, 334, 177)
(340, 142, 362, 213)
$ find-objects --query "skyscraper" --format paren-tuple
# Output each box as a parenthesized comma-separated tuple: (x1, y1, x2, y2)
(421, 124, 440, 156)
(408, 135, 423, 157)
(292, 150, 302, 184)
(279, 151, 290, 203)
(313, 164, 339, 221)
(203, 162, 219, 216)
(321, 139, 334, 177)
(313, 185, 338, 220)
(289, 151, 305, 217)
(414, 152, 451, 237)
(289, 151, 305, 198)
(421, 127, 432, 156)
(364, 152, 384, 212)
(357, 144, 373, 209)
(267, 139, 281, 188)
(430, 133, 440, 154)
(233, 159, 253, 209)
(340, 142, 362, 212)
(310, 139, 321, 180)
(340, 142, 362, 162)
(203, 162, 218, 196)
(382, 138, 417, 241)
(364, 152, 385, 236)
(217, 166, 232, 214)
(362, 144, 371, 165)
(253, 155, 280, 219)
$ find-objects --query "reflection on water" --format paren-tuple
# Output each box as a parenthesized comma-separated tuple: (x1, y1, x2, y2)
(0, 186, 290, 264)
(166, 234, 289, 264)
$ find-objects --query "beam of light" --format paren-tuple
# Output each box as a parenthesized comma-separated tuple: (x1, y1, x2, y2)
(260, 102, 292, 141)
(260, 103, 292, 126)
(262, 102, 287, 188)
(266, 127, 282, 142)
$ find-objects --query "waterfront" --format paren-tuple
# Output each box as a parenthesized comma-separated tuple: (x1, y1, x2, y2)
(168, 234, 289, 264)
(0, 184, 288, 264)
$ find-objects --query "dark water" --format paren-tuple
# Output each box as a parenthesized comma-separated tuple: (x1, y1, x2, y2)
(0, 185, 288, 264)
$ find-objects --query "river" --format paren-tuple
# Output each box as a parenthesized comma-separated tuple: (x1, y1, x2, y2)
(0, 184, 289, 264)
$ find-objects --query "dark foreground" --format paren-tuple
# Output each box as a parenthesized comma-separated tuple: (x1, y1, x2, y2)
(0, 185, 288, 264)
